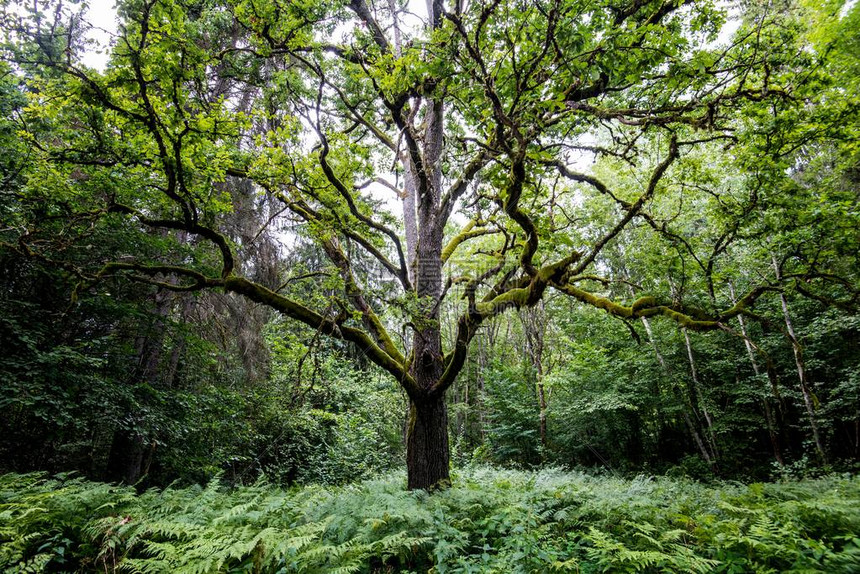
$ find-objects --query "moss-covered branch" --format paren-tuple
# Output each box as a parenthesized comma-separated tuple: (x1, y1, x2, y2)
(109, 203, 235, 279)
(431, 253, 582, 396)
(553, 282, 722, 331)
(224, 276, 419, 397)
(441, 220, 499, 262)
(319, 236, 408, 367)
(503, 156, 540, 276)
(440, 149, 493, 223)
(570, 135, 678, 276)
(314, 131, 411, 290)
(96, 262, 223, 290)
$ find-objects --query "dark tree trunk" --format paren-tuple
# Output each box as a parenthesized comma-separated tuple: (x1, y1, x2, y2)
(406, 395, 451, 489)
(108, 287, 171, 484)
(401, 86, 450, 490)
(107, 431, 145, 485)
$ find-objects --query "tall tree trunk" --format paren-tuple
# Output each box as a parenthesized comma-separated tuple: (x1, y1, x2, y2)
(537, 378, 548, 449)
(641, 316, 717, 469)
(682, 328, 719, 460)
(772, 257, 826, 462)
(402, 165, 418, 281)
(404, 86, 449, 489)
(522, 304, 549, 451)
(729, 283, 784, 465)
(108, 286, 172, 484)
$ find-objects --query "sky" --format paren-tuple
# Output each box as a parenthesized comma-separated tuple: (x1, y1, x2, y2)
(80, 0, 119, 70)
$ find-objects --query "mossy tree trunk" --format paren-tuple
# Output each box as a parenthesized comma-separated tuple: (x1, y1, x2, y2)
(406, 395, 451, 489)
(405, 86, 450, 489)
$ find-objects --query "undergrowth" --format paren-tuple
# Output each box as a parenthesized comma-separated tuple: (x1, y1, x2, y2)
(2, 467, 859, 573)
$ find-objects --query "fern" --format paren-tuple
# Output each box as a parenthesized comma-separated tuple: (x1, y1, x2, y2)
(2, 468, 859, 573)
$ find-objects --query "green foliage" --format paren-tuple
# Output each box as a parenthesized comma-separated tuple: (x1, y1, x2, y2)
(480, 362, 543, 466)
(0, 0, 857, 509)
(3, 468, 860, 573)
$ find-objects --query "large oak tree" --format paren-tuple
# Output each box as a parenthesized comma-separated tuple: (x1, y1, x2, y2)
(4, 0, 855, 488)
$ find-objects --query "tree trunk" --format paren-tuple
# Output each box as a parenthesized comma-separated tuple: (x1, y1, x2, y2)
(780, 292, 827, 462)
(107, 431, 145, 485)
(406, 395, 451, 489)
(537, 381, 548, 449)
(772, 257, 826, 462)
(108, 286, 172, 484)
(682, 328, 719, 460)
(521, 304, 549, 451)
(729, 283, 784, 465)
(401, 0, 449, 488)
(641, 316, 717, 469)
(855, 408, 859, 459)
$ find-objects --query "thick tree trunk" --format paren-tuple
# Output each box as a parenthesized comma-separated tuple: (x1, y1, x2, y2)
(406, 395, 451, 489)
(401, 79, 449, 489)
(406, 309, 448, 489)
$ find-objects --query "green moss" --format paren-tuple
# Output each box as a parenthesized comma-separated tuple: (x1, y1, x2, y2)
(556, 283, 723, 331)
(476, 287, 530, 315)
(631, 296, 657, 313)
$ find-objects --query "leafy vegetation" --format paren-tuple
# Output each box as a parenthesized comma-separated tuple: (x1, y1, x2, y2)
(0, 0, 859, 570)
(1, 0, 857, 487)
(3, 468, 860, 573)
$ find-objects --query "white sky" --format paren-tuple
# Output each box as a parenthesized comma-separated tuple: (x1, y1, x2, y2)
(80, 0, 119, 69)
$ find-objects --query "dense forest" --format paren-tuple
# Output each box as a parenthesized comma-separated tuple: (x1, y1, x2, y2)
(1, 0, 859, 570)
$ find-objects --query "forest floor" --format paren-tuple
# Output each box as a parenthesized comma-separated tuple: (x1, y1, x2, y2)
(2, 467, 859, 572)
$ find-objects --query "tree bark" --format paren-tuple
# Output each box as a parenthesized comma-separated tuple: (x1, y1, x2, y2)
(404, 87, 449, 488)
(729, 282, 784, 465)
(522, 305, 549, 451)
(641, 316, 717, 469)
(107, 432, 146, 485)
(108, 286, 172, 484)
(682, 328, 719, 460)
(772, 257, 826, 462)
(537, 381, 548, 449)
(406, 395, 451, 489)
